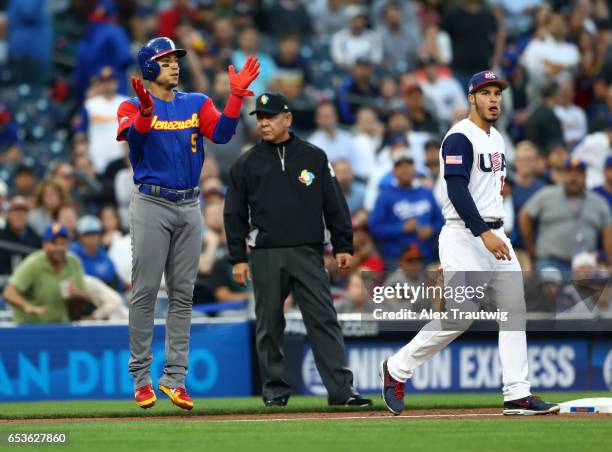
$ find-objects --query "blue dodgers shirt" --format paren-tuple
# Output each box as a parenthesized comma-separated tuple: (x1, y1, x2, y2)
(369, 184, 444, 262)
(70, 242, 119, 285)
(116, 91, 239, 190)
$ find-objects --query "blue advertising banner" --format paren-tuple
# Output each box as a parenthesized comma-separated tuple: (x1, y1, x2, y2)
(0, 321, 251, 401)
(590, 341, 612, 391)
(302, 340, 589, 395)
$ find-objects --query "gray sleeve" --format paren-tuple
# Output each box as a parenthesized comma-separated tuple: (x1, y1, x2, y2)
(594, 194, 612, 226)
(75, 168, 103, 194)
(522, 187, 547, 218)
(604, 208, 612, 225)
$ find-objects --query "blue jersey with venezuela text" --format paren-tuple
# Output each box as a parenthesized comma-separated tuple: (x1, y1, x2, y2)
(116, 91, 238, 189)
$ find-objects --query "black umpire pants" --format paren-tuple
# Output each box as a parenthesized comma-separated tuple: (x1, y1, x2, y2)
(250, 245, 357, 404)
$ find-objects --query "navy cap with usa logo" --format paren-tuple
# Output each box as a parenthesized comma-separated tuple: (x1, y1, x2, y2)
(249, 92, 291, 115)
(467, 70, 509, 95)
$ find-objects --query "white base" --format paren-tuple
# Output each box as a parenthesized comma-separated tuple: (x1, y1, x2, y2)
(558, 398, 612, 414)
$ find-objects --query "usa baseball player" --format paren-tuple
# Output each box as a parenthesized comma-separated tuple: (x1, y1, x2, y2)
(116, 37, 259, 410)
(379, 71, 560, 416)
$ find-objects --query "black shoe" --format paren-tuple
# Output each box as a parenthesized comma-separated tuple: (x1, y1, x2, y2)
(340, 395, 373, 407)
(503, 395, 560, 415)
(329, 395, 373, 407)
(264, 395, 289, 407)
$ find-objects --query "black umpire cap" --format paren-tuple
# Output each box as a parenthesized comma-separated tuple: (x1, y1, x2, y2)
(249, 92, 290, 115)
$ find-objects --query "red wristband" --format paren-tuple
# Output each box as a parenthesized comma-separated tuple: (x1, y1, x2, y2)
(223, 93, 243, 119)
(134, 112, 153, 133)
(230, 87, 254, 97)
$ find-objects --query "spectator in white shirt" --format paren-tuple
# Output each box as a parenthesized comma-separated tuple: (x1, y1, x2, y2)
(521, 12, 580, 101)
(80, 66, 128, 174)
(419, 57, 468, 128)
(113, 150, 133, 230)
(554, 78, 588, 146)
(489, 0, 543, 35)
(572, 115, 612, 189)
(380, 109, 430, 177)
(308, 101, 356, 166)
(330, 5, 383, 69)
(420, 23, 453, 66)
(364, 134, 415, 212)
(351, 107, 384, 183)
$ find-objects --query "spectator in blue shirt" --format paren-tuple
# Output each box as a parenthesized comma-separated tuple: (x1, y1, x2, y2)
(511, 141, 546, 249)
(70, 215, 122, 292)
(337, 58, 380, 125)
(232, 27, 277, 96)
(74, 0, 133, 97)
(593, 155, 612, 212)
(7, 0, 52, 84)
(369, 149, 444, 269)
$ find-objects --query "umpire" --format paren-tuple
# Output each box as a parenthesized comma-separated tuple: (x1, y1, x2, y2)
(224, 93, 371, 407)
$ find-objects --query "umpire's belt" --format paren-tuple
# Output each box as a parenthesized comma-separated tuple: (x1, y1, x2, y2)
(139, 184, 200, 202)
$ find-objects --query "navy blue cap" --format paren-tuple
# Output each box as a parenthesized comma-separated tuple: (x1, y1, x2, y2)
(43, 223, 69, 242)
(387, 133, 409, 147)
(467, 71, 508, 95)
(90, 0, 117, 19)
(565, 158, 587, 171)
(97, 66, 116, 80)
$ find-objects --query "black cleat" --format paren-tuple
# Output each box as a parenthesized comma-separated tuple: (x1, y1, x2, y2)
(264, 395, 289, 407)
(330, 395, 373, 407)
(503, 395, 560, 415)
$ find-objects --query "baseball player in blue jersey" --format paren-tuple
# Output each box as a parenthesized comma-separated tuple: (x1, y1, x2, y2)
(379, 71, 560, 416)
(116, 37, 259, 410)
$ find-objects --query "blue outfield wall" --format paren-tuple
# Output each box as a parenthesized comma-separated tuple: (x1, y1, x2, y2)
(0, 322, 252, 402)
(591, 341, 612, 391)
(298, 340, 611, 396)
(0, 322, 610, 401)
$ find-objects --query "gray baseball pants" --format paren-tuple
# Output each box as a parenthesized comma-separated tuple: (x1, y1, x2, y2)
(128, 190, 202, 389)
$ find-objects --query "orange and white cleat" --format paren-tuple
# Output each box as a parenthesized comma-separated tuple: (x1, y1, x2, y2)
(158, 384, 194, 411)
(134, 384, 157, 409)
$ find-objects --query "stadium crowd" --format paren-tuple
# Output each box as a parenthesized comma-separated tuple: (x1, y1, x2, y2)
(0, 0, 611, 323)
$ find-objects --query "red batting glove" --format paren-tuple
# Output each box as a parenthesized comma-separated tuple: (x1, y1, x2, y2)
(228, 55, 261, 97)
(131, 76, 154, 116)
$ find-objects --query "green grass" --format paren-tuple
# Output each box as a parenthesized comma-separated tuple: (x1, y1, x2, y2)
(1, 393, 611, 452)
(0, 391, 610, 420)
(0, 419, 610, 452)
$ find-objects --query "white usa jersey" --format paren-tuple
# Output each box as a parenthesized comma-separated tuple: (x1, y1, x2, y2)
(437, 119, 507, 221)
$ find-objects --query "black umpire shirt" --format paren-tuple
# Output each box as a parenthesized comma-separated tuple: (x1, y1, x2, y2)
(224, 133, 353, 264)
